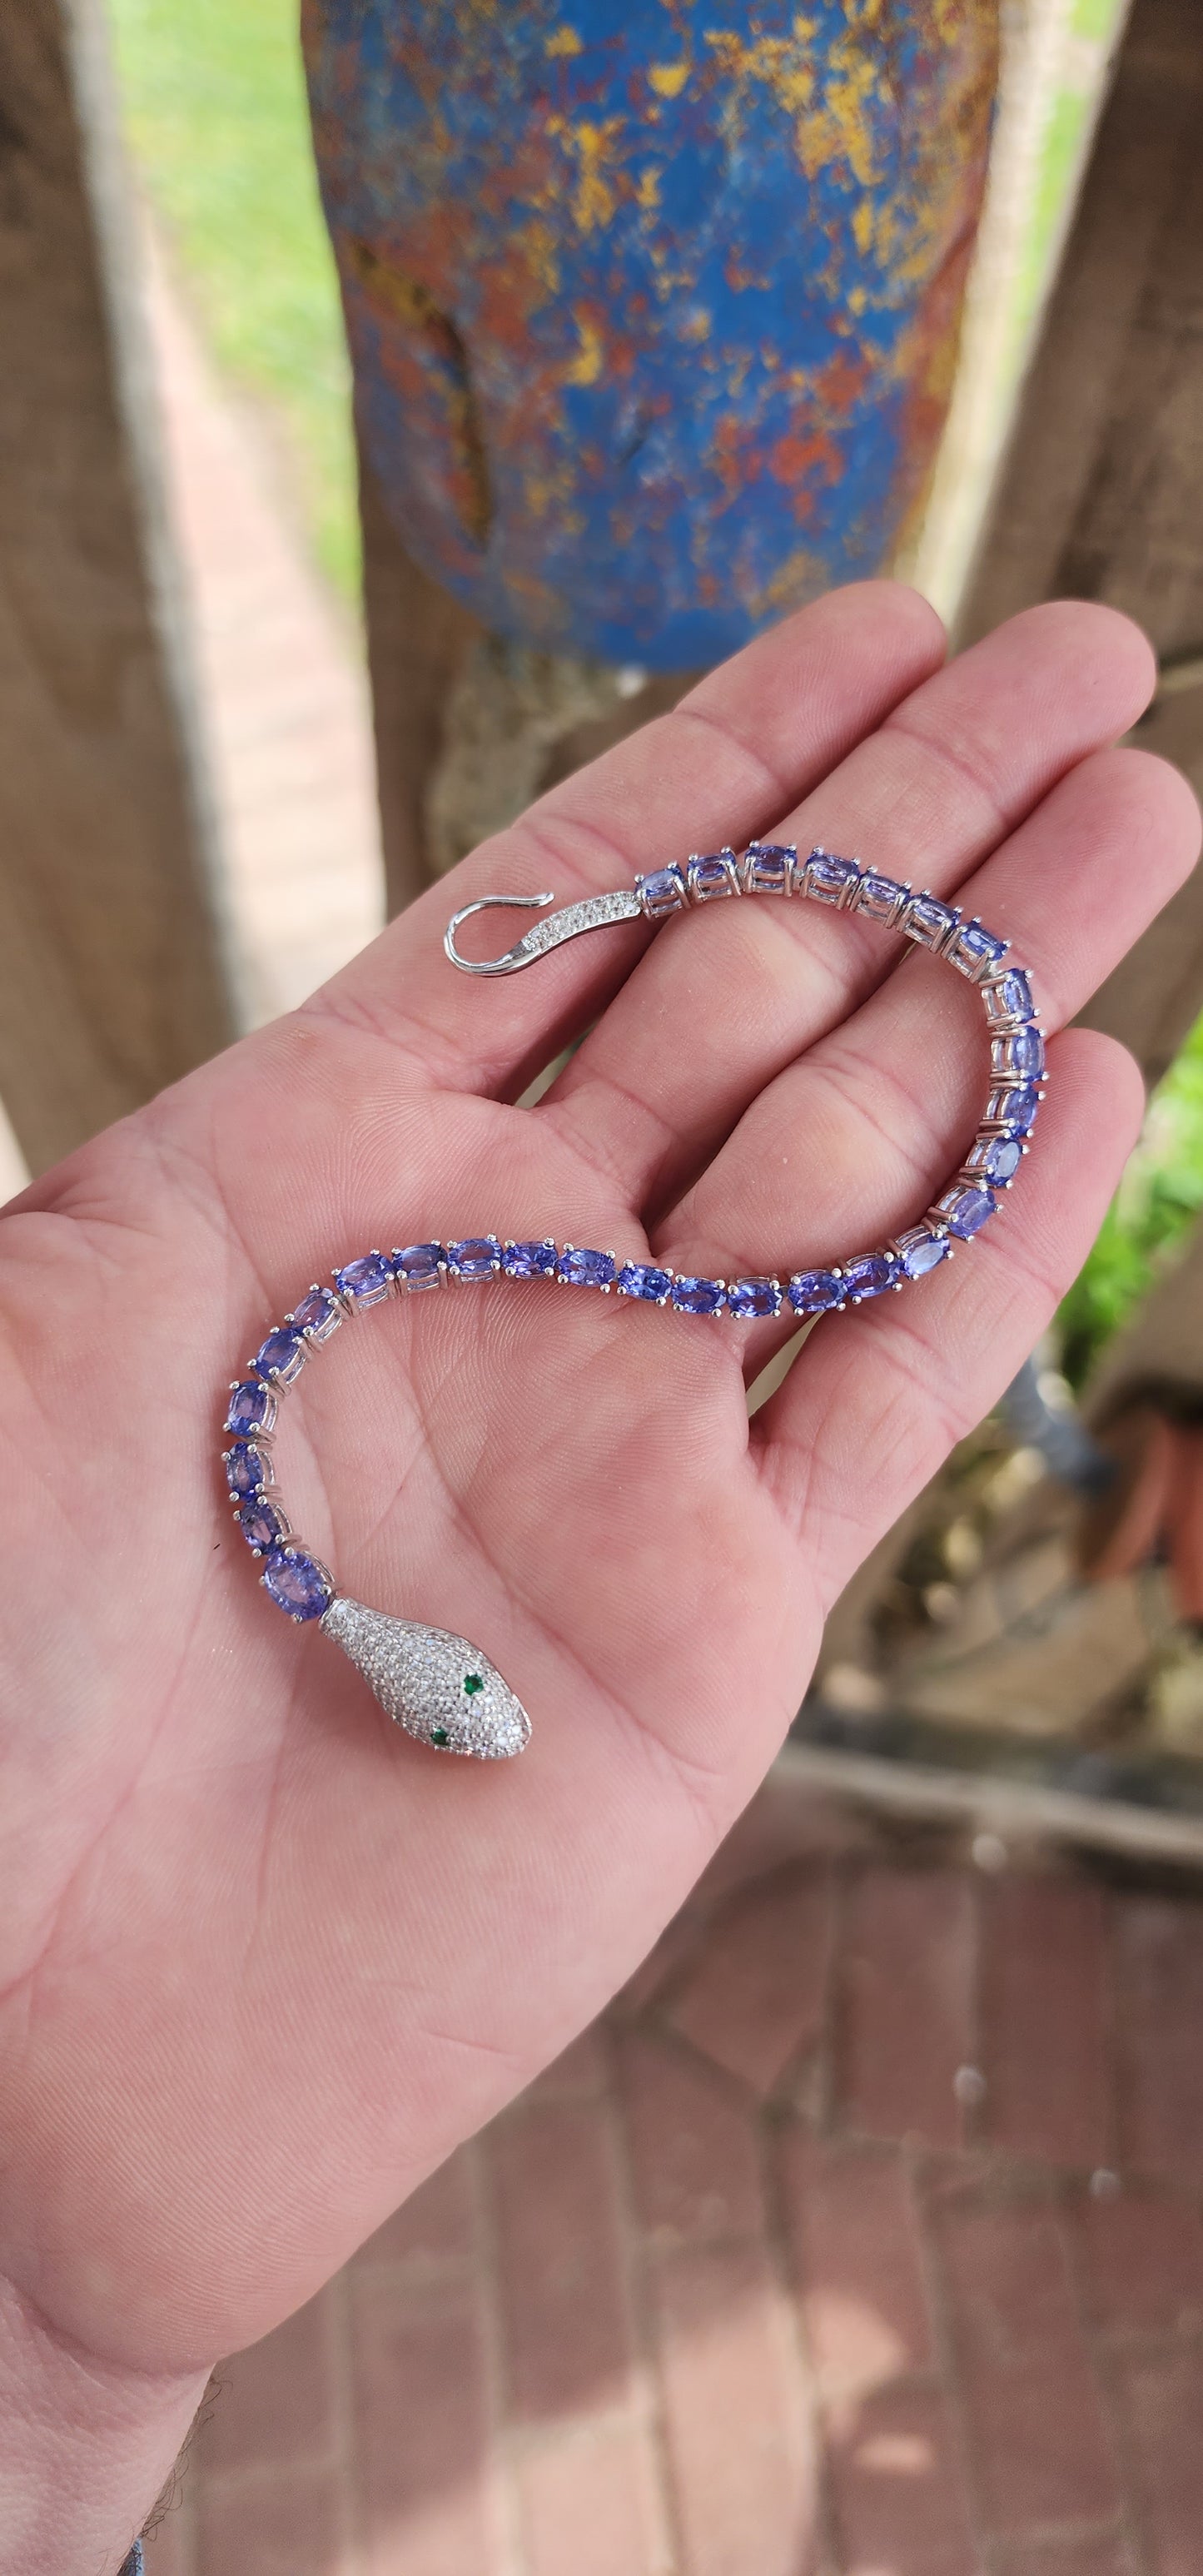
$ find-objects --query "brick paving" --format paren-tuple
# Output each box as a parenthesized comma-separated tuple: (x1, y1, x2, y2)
(143, 1770, 1203, 2575)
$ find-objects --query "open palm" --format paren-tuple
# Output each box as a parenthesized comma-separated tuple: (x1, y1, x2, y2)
(2, 587, 1197, 2520)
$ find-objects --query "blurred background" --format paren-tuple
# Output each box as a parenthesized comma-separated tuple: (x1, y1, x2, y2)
(7, 2, 1203, 2567)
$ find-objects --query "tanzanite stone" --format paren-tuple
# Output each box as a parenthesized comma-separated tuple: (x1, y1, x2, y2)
(253, 1327, 305, 1385)
(986, 1082, 1039, 1135)
(855, 872, 907, 924)
(291, 1285, 342, 1341)
(787, 1268, 843, 1313)
(896, 1227, 951, 1280)
(225, 1441, 268, 1499)
(742, 841, 793, 894)
(446, 1236, 502, 1281)
(688, 849, 738, 900)
(1000, 968, 1033, 1017)
(841, 1251, 898, 1302)
(981, 1134, 1022, 1183)
(993, 1024, 1045, 1079)
(983, 967, 1034, 1026)
(557, 1246, 616, 1288)
(902, 893, 957, 950)
(224, 1379, 275, 1437)
(617, 1262, 673, 1301)
(503, 1238, 557, 1278)
(393, 1242, 445, 1291)
(239, 1497, 289, 1554)
(1012, 1022, 1045, 1077)
(726, 1276, 782, 1320)
(805, 848, 859, 904)
(671, 1275, 725, 1315)
(936, 1185, 997, 1240)
(947, 919, 1007, 979)
(636, 864, 687, 918)
(335, 1251, 393, 1308)
(261, 1548, 333, 1621)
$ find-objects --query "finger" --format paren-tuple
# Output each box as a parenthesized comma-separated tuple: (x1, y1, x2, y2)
(751, 1029, 1145, 1605)
(305, 583, 944, 1098)
(656, 743, 1200, 1372)
(538, 602, 1156, 1213)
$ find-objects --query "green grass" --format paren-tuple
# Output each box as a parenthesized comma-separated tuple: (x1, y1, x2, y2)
(1060, 1013, 1203, 1385)
(108, 0, 358, 598)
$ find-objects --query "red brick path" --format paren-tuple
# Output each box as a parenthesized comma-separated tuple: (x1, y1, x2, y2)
(146, 1773, 1203, 2575)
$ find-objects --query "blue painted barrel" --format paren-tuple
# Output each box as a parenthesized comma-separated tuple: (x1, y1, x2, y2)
(304, 1, 997, 667)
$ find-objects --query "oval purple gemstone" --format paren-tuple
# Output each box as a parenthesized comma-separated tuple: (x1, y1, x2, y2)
(225, 1379, 274, 1437)
(903, 893, 957, 947)
(951, 920, 1007, 977)
(807, 849, 859, 903)
(788, 1268, 843, 1314)
(1007, 1083, 1041, 1134)
(743, 842, 793, 893)
(393, 1241, 445, 1291)
(986, 1083, 1039, 1135)
(225, 1441, 268, 1499)
(292, 1285, 342, 1340)
(999, 968, 1033, 1019)
(447, 1236, 502, 1281)
(995, 1023, 1045, 1080)
(942, 1186, 997, 1240)
(616, 1262, 672, 1302)
(335, 1251, 393, 1307)
(261, 1548, 332, 1621)
(856, 872, 906, 923)
(504, 1239, 557, 1278)
(671, 1276, 725, 1315)
(558, 1247, 615, 1288)
(726, 1276, 782, 1320)
(253, 1328, 304, 1385)
(637, 865, 687, 917)
(689, 852, 737, 898)
(841, 1252, 898, 1302)
(896, 1230, 951, 1281)
(239, 1497, 288, 1554)
(982, 1135, 1022, 1183)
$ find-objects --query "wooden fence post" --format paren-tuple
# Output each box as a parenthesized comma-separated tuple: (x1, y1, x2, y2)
(0, 0, 236, 1176)
(959, 0, 1203, 1097)
(308, 0, 1000, 893)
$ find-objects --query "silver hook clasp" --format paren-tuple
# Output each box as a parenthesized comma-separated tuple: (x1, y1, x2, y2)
(444, 885, 644, 976)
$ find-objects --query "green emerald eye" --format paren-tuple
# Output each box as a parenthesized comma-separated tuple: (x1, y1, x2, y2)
(463, 1673, 485, 1696)
(431, 1727, 450, 1746)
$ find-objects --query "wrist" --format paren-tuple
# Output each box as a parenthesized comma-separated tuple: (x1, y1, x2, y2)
(0, 2271, 206, 2575)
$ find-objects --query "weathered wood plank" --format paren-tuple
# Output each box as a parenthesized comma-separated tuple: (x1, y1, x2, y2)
(0, 0, 236, 1176)
(960, 0, 1203, 1093)
(357, 440, 480, 913)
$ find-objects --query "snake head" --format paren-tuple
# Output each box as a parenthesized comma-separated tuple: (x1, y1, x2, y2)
(321, 1594, 531, 1758)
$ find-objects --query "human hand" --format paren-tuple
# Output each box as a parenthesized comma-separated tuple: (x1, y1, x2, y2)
(1, 584, 1197, 2558)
